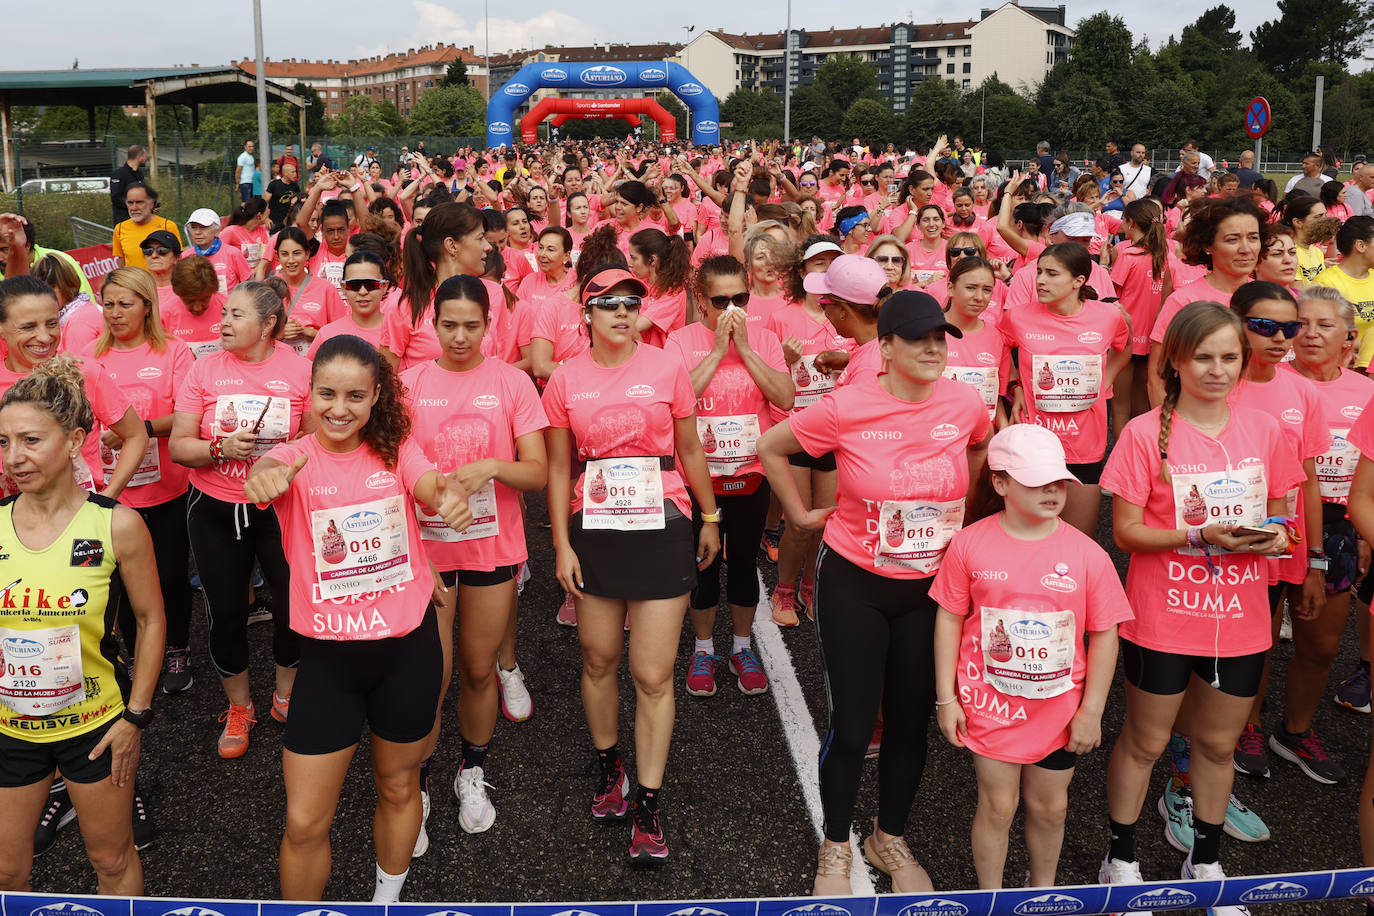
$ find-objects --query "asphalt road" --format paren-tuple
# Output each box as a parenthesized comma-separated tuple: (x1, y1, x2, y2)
(24, 492, 1374, 913)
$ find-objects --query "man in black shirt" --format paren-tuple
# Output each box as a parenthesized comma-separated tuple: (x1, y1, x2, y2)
(1105, 140, 1126, 172)
(264, 162, 303, 231)
(110, 145, 148, 225)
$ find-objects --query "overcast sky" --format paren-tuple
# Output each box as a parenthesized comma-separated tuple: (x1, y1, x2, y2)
(4, 1, 1314, 71)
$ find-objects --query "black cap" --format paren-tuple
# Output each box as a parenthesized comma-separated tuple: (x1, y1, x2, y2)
(140, 230, 181, 255)
(877, 290, 962, 340)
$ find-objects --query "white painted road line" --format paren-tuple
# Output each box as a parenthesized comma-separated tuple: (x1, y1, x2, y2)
(753, 570, 877, 895)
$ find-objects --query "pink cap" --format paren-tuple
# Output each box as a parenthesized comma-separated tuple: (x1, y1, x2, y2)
(987, 424, 1081, 487)
(802, 254, 889, 305)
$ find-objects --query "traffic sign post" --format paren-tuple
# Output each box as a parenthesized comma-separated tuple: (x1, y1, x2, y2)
(1246, 96, 1271, 169)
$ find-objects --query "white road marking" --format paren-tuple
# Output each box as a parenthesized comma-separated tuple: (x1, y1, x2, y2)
(752, 570, 877, 895)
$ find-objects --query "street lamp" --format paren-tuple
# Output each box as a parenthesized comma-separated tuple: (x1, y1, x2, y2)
(783, 0, 792, 145)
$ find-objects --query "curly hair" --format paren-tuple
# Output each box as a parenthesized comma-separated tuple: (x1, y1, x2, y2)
(310, 335, 410, 470)
(1179, 196, 1265, 268)
(0, 353, 94, 435)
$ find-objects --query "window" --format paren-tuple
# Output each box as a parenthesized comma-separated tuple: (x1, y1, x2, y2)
(946, 63, 955, 74)
(961, 79, 971, 89)
(963, 63, 971, 73)
(964, 46, 972, 56)
(946, 45, 956, 56)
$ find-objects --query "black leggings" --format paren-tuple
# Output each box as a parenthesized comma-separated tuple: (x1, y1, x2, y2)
(186, 487, 299, 678)
(115, 493, 192, 652)
(691, 483, 771, 610)
(814, 543, 937, 842)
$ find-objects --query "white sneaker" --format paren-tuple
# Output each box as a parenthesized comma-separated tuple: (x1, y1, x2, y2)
(516, 562, 531, 595)
(1182, 854, 1252, 916)
(455, 765, 496, 833)
(1098, 857, 1150, 916)
(412, 789, 430, 858)
(497, 664, 533, 722)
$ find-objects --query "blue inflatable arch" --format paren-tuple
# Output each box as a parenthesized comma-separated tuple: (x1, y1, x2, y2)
(487, 61, 720, 148)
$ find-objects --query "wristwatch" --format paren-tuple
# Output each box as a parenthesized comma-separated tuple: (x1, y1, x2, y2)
(1308, 550, 1329, 571)
(122, 706, 154, 729)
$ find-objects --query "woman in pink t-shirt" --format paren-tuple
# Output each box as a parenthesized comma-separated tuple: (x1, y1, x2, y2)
(627, 228, 691, 348)
(308, 252, 389, 358)
(96, 267, 195, 690)
(562, 191, 593, 256)
(933, 424, 1130, 888)
(1098, 302, 1302, 897)
(184, 210, 252, 295)
(1255, 222, 1300, 295)
(904, 205, 950, 292)
(243, 335, 473, 903)
(542, 266, 719, 865)
(759, 291, 991, 896)
(741, 228, 791, 329)
(666, 256, 794, 700)
(162, 256, 227, 358)
(942, 257, 1011, 430)
(501, 207, 537, 286)
(266, 227, 347, 356)
(1004, 243, 1131, 535)
(170, 281, 313, 760)
(219, 198, 270, 273)
(512, 227, 575, 369)
(402, 275, 550, 837)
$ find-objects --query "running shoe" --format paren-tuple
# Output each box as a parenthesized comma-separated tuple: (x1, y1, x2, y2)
(1224, 794, 1270, 842)
(161, 646, 193, 695)
(217, 703, 256, 758)
(770, 584, 798, 627)
(761, 526, 780, 564)
(247, 598, 273, 625)
(270, 689, 290, 724)
(1097, 857, 1148, 916)
(1335, 664, 1372, 714)
(412, 789, 430, 858)
(251, 563, 265, 589)
(556, 593, 577, 627)
(1279, 606, 1293, 642)
(33, 783, 76, 856)
(1157, 778, 1194, 852)
(516, 561, 531, 596)
(497, 664, 533, 722)
(685, 651, 719, 697)
(455, 765, 496, 833)
(863, 818, 931, 893)
(1181, 854, 1252, 916)
(628, 801, 668, 864)
(1233, 723, 1269, 777)
(815, 843, 853, 896)
(729, 647, 769, 695)
(591, 759, 630, 820)
(867, 721, 883, 758)
(132, 786, 154, 850)
(798, 578, 815, 621)
(1269, 725, 1345, 783)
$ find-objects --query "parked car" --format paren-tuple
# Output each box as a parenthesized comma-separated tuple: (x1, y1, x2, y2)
(19, 176, 111, 195)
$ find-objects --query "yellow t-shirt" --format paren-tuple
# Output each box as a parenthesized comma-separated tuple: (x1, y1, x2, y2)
(112, 217, 180, 271)
(0, 493, 124, 742)
(1314, 265, 1374, 368)
(1296, 244, 1328, 286)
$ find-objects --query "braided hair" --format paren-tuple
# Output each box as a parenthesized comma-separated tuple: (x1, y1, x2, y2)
(1155, 301, 1248, 483)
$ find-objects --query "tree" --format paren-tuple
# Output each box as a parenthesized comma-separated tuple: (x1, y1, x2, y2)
(1067, 12, 1134, 96)
(1045, 72, 1121, 149)
(406, 84, 485, 135)
(1251, 0, 1370, 75)
(902, 78, 963, 147)
(331, 95, 405, 139)
(292, 82, 327, 135)
(787, 84, 842, 142)
(33, 105, 141, 136)
(979, 94, 1042, 151)
(720, 87, 784, 135)
(815, 54, 880, 109)
(841, 99, 896, 146)
(440, 59, 470, 88)
(1123, 79, 1204, 149)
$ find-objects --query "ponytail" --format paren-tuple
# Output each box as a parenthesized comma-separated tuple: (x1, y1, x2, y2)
(0, 353, 94, 435)
(1122, 199, 1168, 279)
(401, 202, 484, 327)
(630, 228, 690, 295)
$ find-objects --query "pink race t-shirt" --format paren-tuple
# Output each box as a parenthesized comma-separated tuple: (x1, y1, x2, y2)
(789, 375, 990, 579)
(383, 279, 508, 370)
(930, 516, 1133, 763)
(280, 274, 348, 334)
(265, 435, 435, 641)
(1150, 275, 1232, 344)
(401, 358, 548, 571)
(531, 297, 589, 364)
(219, 224, 270, 271)
(95, 340, 194, 508)
(187, 244, 251, 293)
(640, 288, 688, 349)
(1100, 406, 1304, 656)
(173, 345, 312, 503)
(1284, 364, 1374, 505)
(307, 315, 385, 358)
(766, 305, 848, 411)
(836, 337, 881, 389)
(944, 316, 1012, 419)
(309, 246, 349, 292)
(159, 288, 225, 358)
(541, 344, 697, 518)
(1000, 261, 1117, 318)
(58, 301, 105, 357)
(1110, 244, 1167, 355)
(1000, 298, 1130, 463)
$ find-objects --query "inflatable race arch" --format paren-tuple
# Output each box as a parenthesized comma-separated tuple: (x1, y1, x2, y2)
(522, 97, 676, 143)
(487, 61, 719, 148)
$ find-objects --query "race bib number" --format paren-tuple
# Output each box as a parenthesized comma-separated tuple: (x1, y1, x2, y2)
(792, 354, 837, 408)
(1172, 467, 1268, 555)
(312, 495, 414, 601)
(241, 243, 264, 268)
(582, 458, 665, 531)
(0, 624, 85, 716)
(102, 437, 160, 488)
(418, 480, 499, 542)
(1317, 427, 1359, 503)
(981, 609, 1076, 699)
(320, 260, 344, 290)
(1030, 354, 1102, 413)
(188, 339, 222, 359)
(944, 365, 999, 418)
(697, 414, 760, 477)
(874, 498, 964, 572)
(213, 394, 291, 463)
(914, 269, 945, 286)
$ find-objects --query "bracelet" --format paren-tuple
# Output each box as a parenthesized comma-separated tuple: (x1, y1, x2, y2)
(700, 511, 721, 523)
(934, 696, 958, 708)
(208, 438, 226, 463)
(1006, 378, 1023, 394)
(1186, 526, 1203, 549)
(144, 419, 154, 438)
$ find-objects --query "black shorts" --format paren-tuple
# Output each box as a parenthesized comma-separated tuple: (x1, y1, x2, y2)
(788, 449, 838, 472)
(1035, 747, 1078, 771)
(1120, 638, 1267, 698)
(284, 603, 443, 755)
(439, 565, 517, 589)
(569, 505, 696, 601)
(1067, 459, 1105, 486)
(0, 717, 118, 787)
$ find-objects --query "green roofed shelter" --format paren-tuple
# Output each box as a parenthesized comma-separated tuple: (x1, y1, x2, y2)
(0, 66, 309, 192)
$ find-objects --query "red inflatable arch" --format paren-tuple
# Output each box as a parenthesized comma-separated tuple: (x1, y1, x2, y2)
(520, 97, 675, 143)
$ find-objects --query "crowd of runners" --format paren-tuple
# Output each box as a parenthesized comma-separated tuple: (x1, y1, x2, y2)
(0, 132, 1373, 916)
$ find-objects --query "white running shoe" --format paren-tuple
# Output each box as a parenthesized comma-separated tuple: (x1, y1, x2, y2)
(455, 766, 496, 834)
(1181, 854, 1251, 916)
(1098, 857, 1150, 916)
(497, 664, 533, 722)
(412, 789, 430, 858)
(516, 562, 531, 595)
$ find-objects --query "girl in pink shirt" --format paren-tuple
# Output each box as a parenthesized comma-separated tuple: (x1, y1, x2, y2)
(627, 228, 690, 348)
(162, 256, 227, 358)
(933, 424, 1130, 888)
(759, 290, 990, 896)
(562, 192, 594, 257)
(666, 256, 794, 699)
(219, 199, 271, 272)
(529, 228, 624, 385)
(741, 229, 790, 329)
(904, 205, 950, 291)
(1109, 200, 1174, 438)
(943, 258, 1012, 429)
(96, 267, 196, 689)
(542, 266, 719, 865)
(243, 334, 473, 903)
(267, 227, 348, 356)
(401, 275, 550, 836)
(308, 252, 389, 358)
(1004, 244, 1131, 535)
(501, 208, 537, 286)
(1098, 302, 1302, 896)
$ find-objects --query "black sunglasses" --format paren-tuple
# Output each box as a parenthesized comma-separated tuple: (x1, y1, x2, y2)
(707, 291, 751, 309)
(141, 245, 174, 257)
(343, 278, 387, 292)
(948, 246, 980, 258)
(588, 295, 642, 312)
(1245, 317, 1302, 339)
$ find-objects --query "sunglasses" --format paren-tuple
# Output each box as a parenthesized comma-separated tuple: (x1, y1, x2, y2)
(588, 295, 642, 312)
(1245, 317, 1302, 339)
(1110, 179, 1124, 185)
(707, 291, 751, 309)
(860, 180, 876, 187)
(817, 296, 850, 310)
(141, 245, 174, 257)
(343, 277, 387, 292)
(872, 255, 905, 265)
(948, 246, 980, 258)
